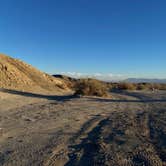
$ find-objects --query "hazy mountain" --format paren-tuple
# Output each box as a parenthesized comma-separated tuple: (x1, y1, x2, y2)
(124, 78, 166, 83)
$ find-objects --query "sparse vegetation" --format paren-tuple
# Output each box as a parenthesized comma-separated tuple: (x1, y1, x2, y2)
(53, 74, 166, 93)
(74, 78, 108, 97)
(117, 82, 137, 90)
(107, 82, 166, 91)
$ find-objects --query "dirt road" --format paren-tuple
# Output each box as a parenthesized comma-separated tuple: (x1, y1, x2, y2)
(0, 90, 166, 166)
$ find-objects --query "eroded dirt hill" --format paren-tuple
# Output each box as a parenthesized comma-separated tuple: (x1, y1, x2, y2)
(0, 54, 69, 93)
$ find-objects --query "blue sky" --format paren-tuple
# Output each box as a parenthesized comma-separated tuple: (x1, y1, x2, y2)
(0, 0, 165, 79)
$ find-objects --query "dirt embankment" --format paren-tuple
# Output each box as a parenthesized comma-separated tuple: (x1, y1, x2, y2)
(0, 54, 69, 93)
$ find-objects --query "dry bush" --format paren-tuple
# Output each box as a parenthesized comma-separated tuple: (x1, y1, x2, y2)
(117, 82, 137, 90)
(106, 82, 166, 91)
(74, 79, 108, 97)
(140, 83, 166, 90)
(107, 83, 119, 91)
(136, 83, 147, 90)
(158, 84, 166, 90)
(136, 83, 152, 90)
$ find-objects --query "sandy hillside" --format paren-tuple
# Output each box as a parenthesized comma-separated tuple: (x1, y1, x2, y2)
(0, 54, 69, 93)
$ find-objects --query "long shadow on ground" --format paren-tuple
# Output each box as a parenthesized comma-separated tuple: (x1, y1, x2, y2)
(111, 89, 155, 100)
(89, 90, 166, 103)
(1, 88, 166, 103)
(88, 98, 166, 103)
(65, 118, 108, 166)
(0, 88, 76, 102)
(65, 110, 166, 166)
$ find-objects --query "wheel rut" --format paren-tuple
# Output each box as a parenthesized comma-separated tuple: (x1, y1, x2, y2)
(44, 115, 106, 166)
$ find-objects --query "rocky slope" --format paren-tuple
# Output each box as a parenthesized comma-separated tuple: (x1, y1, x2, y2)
(0, 54, 69, 93)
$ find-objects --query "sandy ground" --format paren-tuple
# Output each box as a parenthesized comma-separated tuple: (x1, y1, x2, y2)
(0, 89, 166, 166)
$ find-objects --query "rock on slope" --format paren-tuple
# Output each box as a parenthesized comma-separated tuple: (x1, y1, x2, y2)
(0, 54, 69, 93)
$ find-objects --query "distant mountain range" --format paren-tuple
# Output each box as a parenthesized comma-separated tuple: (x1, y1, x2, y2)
(124, 78, 166, 83)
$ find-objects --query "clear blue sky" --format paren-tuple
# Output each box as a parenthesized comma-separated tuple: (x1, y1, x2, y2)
(0, 0, 165, 78)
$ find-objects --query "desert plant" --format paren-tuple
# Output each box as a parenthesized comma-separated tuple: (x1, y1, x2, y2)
(158, 83, 166, 90)
(74, 79, 108, 97)
(136, 83, 146, 90)
(117, 82, 137, 90)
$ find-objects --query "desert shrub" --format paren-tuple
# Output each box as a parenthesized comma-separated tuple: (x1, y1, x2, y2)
(158, 84, 166, 90)
(117, 82, 137, 90)
(107, 83, 119, 91)
(136, 83, 154, 90)
(136, 83, 147, 90)
(104, 82, 166, 91)
(74, 79, 108, 97)
(140, 83, 166, 90)
(137, 83, 166, 91)
(106, 82, 113, 90)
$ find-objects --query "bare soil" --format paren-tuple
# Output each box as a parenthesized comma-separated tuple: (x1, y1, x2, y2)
(0, 89, 166, 166)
